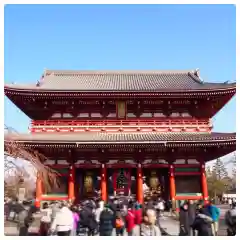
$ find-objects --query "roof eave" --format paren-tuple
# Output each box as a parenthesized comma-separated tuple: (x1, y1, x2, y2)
(4, 138, 236, 145)
(4, 83, 237, 94)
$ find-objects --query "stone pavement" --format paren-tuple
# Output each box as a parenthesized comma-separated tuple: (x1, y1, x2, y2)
(160, 216, 179, 236)
(4, 212, 41, 236)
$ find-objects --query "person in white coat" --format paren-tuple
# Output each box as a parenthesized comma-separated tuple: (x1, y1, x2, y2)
(95, 201, 104, 227)
(50, 202, 73, 236)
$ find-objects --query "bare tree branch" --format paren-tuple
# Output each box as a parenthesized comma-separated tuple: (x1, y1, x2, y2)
(4, 125, 59, 192)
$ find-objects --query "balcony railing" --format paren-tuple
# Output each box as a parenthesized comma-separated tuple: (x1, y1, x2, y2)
(30, 118, 212, 133)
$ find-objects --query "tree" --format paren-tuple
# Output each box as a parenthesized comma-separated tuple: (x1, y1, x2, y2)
(212, 158, 228, 180)
(229, 165, 236, 193)
(231, 153, 236, 191)
(207, 159, 229, 200)
(4, 125, 59, 194)
(222, 152, 236, 193)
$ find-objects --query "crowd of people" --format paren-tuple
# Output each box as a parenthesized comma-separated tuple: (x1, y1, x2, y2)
(36, 198, 167, 236)
(5, 197, 236, 236)
(179, 199, 236, 236)
(226, 197, 236, 209)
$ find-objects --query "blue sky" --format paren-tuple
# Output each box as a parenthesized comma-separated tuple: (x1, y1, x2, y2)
(4, 4, 236, 134)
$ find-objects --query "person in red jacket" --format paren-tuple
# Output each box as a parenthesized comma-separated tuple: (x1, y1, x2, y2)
(134, 203, 142, 225)
(125, 204, 135, 236)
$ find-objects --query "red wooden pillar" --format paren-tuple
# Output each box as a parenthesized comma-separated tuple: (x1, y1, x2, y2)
(137, 164, 143, 204)
(68, 164, 75, 202)
(101, 164, 107, 202)
(169, 165, 176, 201)
(35, 172, 42, 208)
(201, 164, 209, 204)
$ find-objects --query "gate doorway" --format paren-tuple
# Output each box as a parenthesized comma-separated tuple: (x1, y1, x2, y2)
(107, 168, 136, 198)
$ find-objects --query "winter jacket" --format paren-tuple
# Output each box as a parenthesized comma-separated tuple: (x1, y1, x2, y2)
(188, 203, 196, 225)
(95, 207, 103, 223)
(99, 209, 114, 236)
(79, 208, 89, 227)
(225, 208, 236, 235)
(41, 208, 52, 223)
(179, 207, 190, 235)
(132, 223, 161, 236)
(125, 209, 135, 233)
(95, 201, 104, 223)
(207, 205, 220, 222)
(134, 208, 142, 225)
(80, 208, 98, 230)
(72, 212, 79, 230)
(51, 205, 59, 220)
(51, 207, 73, 232)
(225, 208, 236, 226)
(18, 208, 33, 228)
(191, 213, 213, 236)
(80, 207, 97, 231)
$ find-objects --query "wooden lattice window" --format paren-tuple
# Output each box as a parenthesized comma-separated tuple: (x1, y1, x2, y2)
(140, 112, 152, 118)
(62, 113, 73, 118)
(77, 113, 89, 118)
(181, 112, 191, 117)
(51, 113, 61, 118)
(90, 113, 102, 118)
(127, 112, 136, 118)
(170, 112, 181, 117)
(107, 112, 117, 118)
(153, 112, 165, 117)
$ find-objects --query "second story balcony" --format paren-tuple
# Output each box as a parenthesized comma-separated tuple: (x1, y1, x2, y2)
(30, 118, 212, 133)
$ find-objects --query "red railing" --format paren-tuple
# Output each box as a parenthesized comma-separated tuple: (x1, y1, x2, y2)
(31, 118, 211, 127)
(30, 118, 212, 133)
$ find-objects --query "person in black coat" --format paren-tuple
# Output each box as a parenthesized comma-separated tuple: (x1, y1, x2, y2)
(188, 200, 197, 235)
(79, 205, 97, 236)
(179, 202, 190, 236)
(99, 204, 115, 236)
(191, 208, 213, 236)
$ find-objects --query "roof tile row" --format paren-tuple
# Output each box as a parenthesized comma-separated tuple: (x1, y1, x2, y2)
(5, 69, 235, 92)
(4, 132, 236, 143)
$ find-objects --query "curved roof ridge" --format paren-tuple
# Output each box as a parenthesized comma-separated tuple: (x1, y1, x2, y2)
(44, 69, 194, 75)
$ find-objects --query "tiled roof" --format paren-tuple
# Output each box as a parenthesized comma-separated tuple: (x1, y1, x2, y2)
(4, 69, 235, 92)
(4, 132, 236, 144)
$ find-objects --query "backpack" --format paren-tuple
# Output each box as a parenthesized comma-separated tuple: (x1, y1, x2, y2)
(116, 218, 124, 228)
